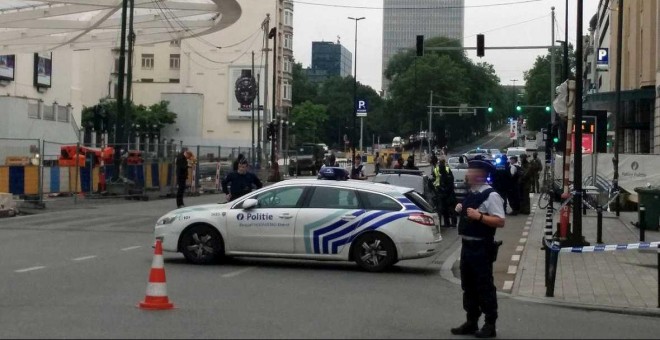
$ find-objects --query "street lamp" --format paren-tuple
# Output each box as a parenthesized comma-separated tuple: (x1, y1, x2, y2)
(348, 16, 365, 170)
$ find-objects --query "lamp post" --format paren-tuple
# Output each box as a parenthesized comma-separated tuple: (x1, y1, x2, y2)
(348, 16, 365, 170)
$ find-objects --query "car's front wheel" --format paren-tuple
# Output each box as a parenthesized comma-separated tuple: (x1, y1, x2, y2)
(352, 232, 397, 272)
(180, 224, 224, 265)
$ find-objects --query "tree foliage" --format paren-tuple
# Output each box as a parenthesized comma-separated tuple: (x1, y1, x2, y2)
(292, 62, 317, 106)
(289, 101, 327, 146)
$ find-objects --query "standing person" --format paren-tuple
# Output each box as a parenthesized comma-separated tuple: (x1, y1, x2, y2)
(175, 149, 193, 208)
(385, 153, 394, 169)
(322, 153, 339, 168)
(404, 155, 419, 170)
(222, 158, 263, 202)
(507, 156, 522, 216)
(519, 154, 532, 214)
(232, 153, 246, 172)
(456, 155, 469, 169)
(437, 158, 457, 227)
(492, 155, 511, 213)
(393, 156, 404, 169)
(374, 152, 383, 174)
(451, 159, 505, 338)
(350, 155, 367, 180)
(530, 152, 543, 193)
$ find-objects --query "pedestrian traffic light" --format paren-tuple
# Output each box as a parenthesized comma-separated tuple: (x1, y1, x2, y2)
(416, 35, 424, 57)
(487, 102, 493, 113)
(476, 34, 485, 57)
(516, 101, 522, 112)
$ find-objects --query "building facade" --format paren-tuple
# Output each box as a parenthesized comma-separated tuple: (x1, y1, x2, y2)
(307, 41, 352, 85)
(584, 0, 659, 154)
(382, 0, 464, 93)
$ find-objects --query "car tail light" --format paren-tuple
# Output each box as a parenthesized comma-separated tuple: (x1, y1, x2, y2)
(408, 213, 434, 226)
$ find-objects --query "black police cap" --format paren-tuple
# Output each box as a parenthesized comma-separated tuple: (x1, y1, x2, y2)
(468, 159, 496, 173)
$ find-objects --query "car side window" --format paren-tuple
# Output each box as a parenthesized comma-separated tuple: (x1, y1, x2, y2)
(235, 187, 305, 209)
(360, 192, 402, 211)
(307, 187, 359, 209)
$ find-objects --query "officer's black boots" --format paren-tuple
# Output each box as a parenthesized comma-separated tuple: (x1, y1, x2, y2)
(450, 321, 478, 335)
(475, 323, 497, 338)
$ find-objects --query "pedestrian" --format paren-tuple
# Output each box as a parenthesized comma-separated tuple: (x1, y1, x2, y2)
(232, 153, 246, 172)
(222, 158, 263, 202)
(436, 158, 457, 228)
(322, 153, 339, 168)
(451, 159, 505, 338)
(492, 155, 511, 213)
(456, 155, 469, 169)
(350, 155, 367, 180)
(385, 153, 394, 169)
(519, 154, 532, 214)
(175, 149, 194, 208)
(374, 152, 383, 174)
(404, 155, 419, 170)
(530, 152, 543, 193)
(393, 156, 404, 169)
(507, 156, 521, 216)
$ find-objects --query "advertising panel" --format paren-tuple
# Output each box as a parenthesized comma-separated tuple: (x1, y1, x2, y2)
(34, 52, 52, 88)
(0, 55, 15, 80)
(227, 65, 265, 120)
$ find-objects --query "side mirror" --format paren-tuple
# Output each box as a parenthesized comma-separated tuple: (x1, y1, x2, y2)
(243, 198, 259, 210)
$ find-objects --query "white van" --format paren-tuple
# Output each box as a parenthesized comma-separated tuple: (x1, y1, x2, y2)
(392, 136, 402, 148)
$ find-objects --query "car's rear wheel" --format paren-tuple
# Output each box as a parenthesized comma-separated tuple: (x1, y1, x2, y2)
(352, 232, 397, 272)
(180, 224, 224, 265)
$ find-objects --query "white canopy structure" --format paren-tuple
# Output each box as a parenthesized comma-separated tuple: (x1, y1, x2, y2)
(0, 0, 242, 53)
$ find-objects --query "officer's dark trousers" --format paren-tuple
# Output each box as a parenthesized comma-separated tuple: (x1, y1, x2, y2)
(508, 186, 521, 213)
(176, 177, 186, 207)
(496, 190, 507, 213)
(460, 240, 498, 325)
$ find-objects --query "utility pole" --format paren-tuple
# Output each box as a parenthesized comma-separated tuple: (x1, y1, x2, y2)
(550, 7, 556, 124)
(428, 91, 433, 155)
(251, 51, 256, 167)
(126, 0, 135, 149)
(112, 0, 128, 182)
(348, 16, 365, 170)
(613, 0, 624, 216)
(268, 25, 280, 181)
(261, 14, 270, 170)
(571, 0, 587, 246)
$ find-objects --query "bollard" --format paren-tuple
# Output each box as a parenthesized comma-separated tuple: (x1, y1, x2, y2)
(640, 205, 646, 242)
(545, 242, 560, 298)
(596, 206, 603, 244)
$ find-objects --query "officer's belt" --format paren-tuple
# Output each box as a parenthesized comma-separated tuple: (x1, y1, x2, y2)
(461, 235, 485, 241)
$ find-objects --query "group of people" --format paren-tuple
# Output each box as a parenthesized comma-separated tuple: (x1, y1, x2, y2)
(176, 150, 263, 208)
(373, 152, 420, 172)
(491, 152, 543, 216)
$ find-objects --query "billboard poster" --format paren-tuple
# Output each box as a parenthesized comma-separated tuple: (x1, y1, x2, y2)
(572, 133, 594, 154)
(0, 55, 15, 80)
(227, 65, 265, 120)
(34, 52, 52, 88)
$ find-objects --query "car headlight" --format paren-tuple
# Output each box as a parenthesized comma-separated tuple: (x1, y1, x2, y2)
(156, 216, 177, 225)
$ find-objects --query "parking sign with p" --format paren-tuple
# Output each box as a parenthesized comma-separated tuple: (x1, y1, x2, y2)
(357, 100, 368, 117)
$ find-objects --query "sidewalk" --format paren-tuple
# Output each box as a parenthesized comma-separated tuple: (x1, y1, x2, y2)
(514, 200, 660, 314)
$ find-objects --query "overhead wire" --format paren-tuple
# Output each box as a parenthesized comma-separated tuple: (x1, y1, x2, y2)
(291, 0, 542, 10)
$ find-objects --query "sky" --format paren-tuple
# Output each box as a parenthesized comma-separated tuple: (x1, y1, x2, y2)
(292, 0, 600, 91)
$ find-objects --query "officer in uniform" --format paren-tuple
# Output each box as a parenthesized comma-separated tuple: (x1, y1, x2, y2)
(451, 159, 505, 338)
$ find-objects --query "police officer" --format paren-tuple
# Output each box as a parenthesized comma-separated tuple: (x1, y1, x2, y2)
(175, 149, 193, 208)
(507, 156, 522, 216)
(492, 155, 511, 213)
(451, 159, 505, 338)
(222, 158, 263, 202)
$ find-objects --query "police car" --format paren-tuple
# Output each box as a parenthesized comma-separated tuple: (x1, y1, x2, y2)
(154, 171, 442, 272)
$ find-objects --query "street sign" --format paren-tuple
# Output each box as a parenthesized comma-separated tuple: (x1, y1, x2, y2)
(357, 99, 368, 117)
(597, 48, 609, 70)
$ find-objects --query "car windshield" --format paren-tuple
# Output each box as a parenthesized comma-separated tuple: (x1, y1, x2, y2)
(404, 191, 434, 213)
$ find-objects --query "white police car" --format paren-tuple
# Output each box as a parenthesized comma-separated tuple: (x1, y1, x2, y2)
(154, 177, 442, 272)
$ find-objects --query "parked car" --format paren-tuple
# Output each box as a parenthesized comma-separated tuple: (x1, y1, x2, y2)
(506, 147, 528, 159)
(463, 148, 489, 161)
(372, 169, 435, 204)
(288, 143, 325, 176)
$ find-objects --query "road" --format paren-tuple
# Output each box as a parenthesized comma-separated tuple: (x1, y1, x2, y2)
(2, 194, 660, 339)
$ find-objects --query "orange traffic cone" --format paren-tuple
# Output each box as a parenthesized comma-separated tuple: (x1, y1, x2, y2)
(139, 239, 174, 310)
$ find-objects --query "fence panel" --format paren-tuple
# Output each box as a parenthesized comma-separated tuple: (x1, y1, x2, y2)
(0, 138, 41, 197)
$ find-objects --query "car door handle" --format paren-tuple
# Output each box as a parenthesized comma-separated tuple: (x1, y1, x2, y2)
(279, 214, 294, 219)
(341, 215, 356, 220)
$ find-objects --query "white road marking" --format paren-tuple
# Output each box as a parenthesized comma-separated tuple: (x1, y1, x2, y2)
(516, 245, 524, 252)
(72, 255, 97, 262)
(522, 231, 529, 237)
(503, 281, 514, 290)
(507, 265, 518, 274)
(511, 254, 521, 262)
(121, 246, 142, 251)
(15, 266, 46, 273)
(222, 267, 256, 278)
(525, 221, 532, 225)
(519, 238, 527, 243)
(523, 226, 530, 231)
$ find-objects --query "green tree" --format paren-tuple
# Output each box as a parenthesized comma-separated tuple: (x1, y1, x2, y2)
(523, 44, 576, 131)
(289, 101, 327, 147)
(292, 62, 317, 106)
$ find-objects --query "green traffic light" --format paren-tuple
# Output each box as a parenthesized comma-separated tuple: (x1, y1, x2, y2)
(516, 106, 522, 112)
(545, 106, 551, 112)
(553, 137, 559, 143)
(488, 107, 493, 113)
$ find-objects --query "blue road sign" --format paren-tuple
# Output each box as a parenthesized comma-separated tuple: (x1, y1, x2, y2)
(356, 99, 368, 117)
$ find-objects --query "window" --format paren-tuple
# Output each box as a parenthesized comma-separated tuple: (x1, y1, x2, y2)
(282, 79, 291, 100)
(283, 59, 292, 73)
(141, 78, 154, 83)
(308, 187, 359, 209)
(169, 78, 180, 83)
(252, 187, 305, 209)
(284, 34, 292, 49)
(170, 39, 180, 47)
(141, 54, 154, 69)
(169, 54, 180, 70)
(284, 10, 293, 26)
(360, 192, 402, 211)
(404, 192, 434, 213)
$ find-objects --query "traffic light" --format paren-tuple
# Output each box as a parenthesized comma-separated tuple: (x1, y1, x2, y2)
(487, 102, 493, 113)
(516, 101, 522, 112)
(476, 34, 485, 57)
(416, 35, 424, 57)
(267, 122, 274, 141)
(545, 105, 551, 113)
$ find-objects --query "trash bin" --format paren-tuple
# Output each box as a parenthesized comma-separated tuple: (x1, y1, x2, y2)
(634, 186, 660, 231)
